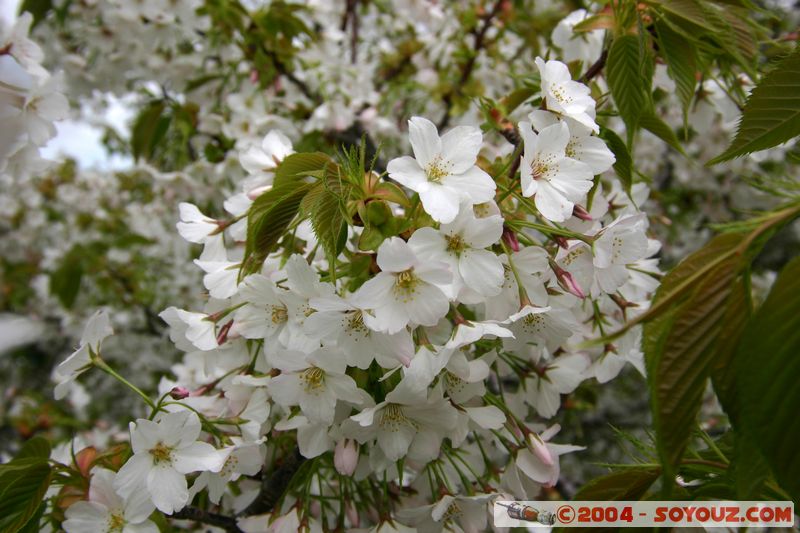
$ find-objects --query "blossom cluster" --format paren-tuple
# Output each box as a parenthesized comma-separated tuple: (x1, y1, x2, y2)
(51, 57, 660, 531)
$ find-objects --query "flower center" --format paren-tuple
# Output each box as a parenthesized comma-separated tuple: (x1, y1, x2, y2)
(442, 502, 462, 521)
(149, 441, 173, 465)
(444, 371, 465, 394)
(393, 269, 421, 301)
(445, 234, 466, 254)
(300, 367, 325, 393)
(425, 155, 452, 183)
(551, 85, 573, 105)
(380, 403, 417, 431)
(107, 511, 126, 532)
(271, 305, 288, 324)
(347, 310, 369, 336)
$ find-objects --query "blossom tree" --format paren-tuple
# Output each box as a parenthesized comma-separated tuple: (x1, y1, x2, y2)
(1, 0, 799, 531)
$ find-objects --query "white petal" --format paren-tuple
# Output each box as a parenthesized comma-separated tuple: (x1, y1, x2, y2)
(419, 184, 460, 223)
(146, 465, 188, 514)
(173, 442, 225, 474)
(459, 249, 504, 297)
(440, 125, 482, 173)
(387, 156, 428, 192)
(376, 237, 416, 272)
(407, 116, 441, 168)
(445, 166, 496, 204)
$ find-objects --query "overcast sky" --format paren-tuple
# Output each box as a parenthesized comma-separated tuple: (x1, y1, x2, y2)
(5, 0, 132, 170)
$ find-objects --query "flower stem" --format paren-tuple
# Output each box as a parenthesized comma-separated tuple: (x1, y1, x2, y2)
(93, 358, 156, 410)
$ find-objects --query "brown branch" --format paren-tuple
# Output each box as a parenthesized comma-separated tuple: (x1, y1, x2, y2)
(172, 506, 243, 532)
(579, 49, 608, 84)
(241, 446, 306, 516)
(438, 0, 506, 130)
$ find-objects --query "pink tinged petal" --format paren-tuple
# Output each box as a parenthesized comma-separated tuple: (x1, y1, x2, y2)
(459, 249, 504, 297)
(146, 465, 188, 514)
(516, 448, 557, 485)
(407, 116, 442, 168)
(113, 453, 152, 499)
(535, 181, 573, 222)
(445, 166, 496, 204)
(419, 184, 460, 223)
(173, 442, 225, 474)
(440, 125, 483, 173)
(386, 156, 428, 192)
(527, 433, 555, 466)
(334, 439, 359, 476)
(376, 237, 416, 272)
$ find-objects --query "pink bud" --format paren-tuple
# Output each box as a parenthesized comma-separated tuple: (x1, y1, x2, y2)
(249, 69, 259, 84)
(216, 319, 233, 345)
(502, 226, 520, 252)
(527, 433, 555, 466)
(334, 439, 359, 476)
(345, 502, 360, 527)
(553, 236, 569, 249)
(572, 204, 593, 221)
(170, 386, 190, 400)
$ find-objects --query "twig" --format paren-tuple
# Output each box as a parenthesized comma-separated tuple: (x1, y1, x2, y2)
(172, 506, 243, 532)
(241, 446, 306, 516)
(579, 49, 608, 84)
(438, 0, 506, 130)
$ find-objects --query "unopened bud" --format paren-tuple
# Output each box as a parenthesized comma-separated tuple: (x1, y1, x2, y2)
(553, 236, 569, 249)
(216, 319, 234, 345)
(527, 433, 554, 466)
(249, 69, 259, 84)
(345, 502, 360, 527)
(502, 226, 520, 252)
(334, 439, 359, 476)
(572, 204, 593, 221)
(550, 260, 585, 299)
(170, 386, 191, 400)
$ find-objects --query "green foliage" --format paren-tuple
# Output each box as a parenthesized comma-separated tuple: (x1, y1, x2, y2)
(241, 181, 314, 277)
(0, 441, 53, 533)
(654, 19, 697, 120)
(606, 34, 653, 143)
(18, 0, 52, 28)
(599, 127, 632, 194)
(49, 245, 84, 309)
(273, 153, 334, 189)
(639, 112, 686, 155)
(130, 101, 168, 162)
(710, 48, 800, 164)
(734, 255, 800, 502)
(570, 467, 661, 500)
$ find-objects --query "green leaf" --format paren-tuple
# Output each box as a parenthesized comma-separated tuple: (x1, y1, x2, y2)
(655, 19, 697, 118)
(273, 152, 333, 188)
(308, 169, 349, 261)
(735, 255, 800, 502)
(49, 246, 84, 309)
(131, 101, 167, 162)
(709, 48, 800, 164)
(14, 437, 51, 462)
(599, 127, 633, 194)
(0, 459, 52, 533)
(607, 35, 652, 142)
(639, 112, 686, 154)
(18, 0, 53, 28)
(571, 468, 661, 500)
(241, 181, 314, 276)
